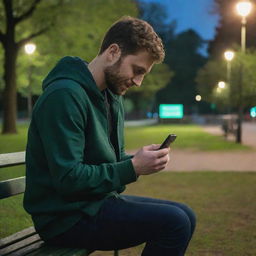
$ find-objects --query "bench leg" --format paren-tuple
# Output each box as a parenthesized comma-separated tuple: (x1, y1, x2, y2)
(114, 250, 119, 256)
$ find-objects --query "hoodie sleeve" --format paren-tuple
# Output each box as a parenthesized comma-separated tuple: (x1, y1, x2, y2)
(35, 88, 137, 199)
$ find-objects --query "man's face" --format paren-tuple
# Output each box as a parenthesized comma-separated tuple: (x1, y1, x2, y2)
(104, 50, 154, 95)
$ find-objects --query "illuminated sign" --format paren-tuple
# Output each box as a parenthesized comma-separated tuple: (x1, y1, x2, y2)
(159, 104, 184, 119)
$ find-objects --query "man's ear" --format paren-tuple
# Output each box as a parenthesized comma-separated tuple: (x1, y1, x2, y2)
(106, 44, 121, 63)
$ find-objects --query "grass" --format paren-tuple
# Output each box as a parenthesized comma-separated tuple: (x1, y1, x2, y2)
(0, 123, 250, 182)
(123, 172, 256, 256)
(1, 172, 256, 256)
(124, 124, 250, 151)
(1, 122, 255, 255)
(0, 123, 28, 154)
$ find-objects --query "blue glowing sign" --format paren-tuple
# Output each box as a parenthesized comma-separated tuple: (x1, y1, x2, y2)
(159, 104, 184, 119)
(250, 106, 256, 118)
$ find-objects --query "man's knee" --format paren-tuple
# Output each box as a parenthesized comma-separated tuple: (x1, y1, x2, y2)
(160, 207, 191, 237)
(178, 203, 197, 228)
(153, 207, 192, 250)
(181, 204, 196, 234)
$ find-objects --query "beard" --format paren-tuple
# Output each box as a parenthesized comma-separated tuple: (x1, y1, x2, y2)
(104, 59, 130, 95)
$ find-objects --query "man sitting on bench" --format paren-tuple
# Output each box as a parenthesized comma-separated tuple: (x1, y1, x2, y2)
(24, 16, 196, 256)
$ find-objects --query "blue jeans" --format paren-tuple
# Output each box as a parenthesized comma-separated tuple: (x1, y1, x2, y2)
(47, 195, 196, 256)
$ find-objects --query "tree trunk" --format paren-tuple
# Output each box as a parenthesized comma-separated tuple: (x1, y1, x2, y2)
(2, 44, 18, 134)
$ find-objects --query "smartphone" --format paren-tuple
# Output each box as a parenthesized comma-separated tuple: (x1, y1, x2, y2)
(158, 134, 177, 150)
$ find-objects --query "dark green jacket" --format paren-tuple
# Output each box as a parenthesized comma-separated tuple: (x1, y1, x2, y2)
(23, 56, 137, 240)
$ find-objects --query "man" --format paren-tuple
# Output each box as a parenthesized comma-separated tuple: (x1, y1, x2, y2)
(24, 16, 196, 255)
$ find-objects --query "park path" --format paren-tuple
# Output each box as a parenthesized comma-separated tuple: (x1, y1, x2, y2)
(127, 122, 256, 172)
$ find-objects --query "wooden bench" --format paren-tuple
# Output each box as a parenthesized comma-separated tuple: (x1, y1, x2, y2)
(0, 152, 119, 256)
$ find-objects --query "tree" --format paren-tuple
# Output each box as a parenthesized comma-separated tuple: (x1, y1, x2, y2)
(207, 0, 256, 143)
(196, 59, 226, 104)
(134, 0, 176, 116)
(156, 29, 207, 114)
(196, 49, 256, 111)
(137, 0, 176, 44)
(16, 0, 138, 100)
(0, 0, 62, 133)
(0, 0, 138, 133)
(125, 63, 173, 114)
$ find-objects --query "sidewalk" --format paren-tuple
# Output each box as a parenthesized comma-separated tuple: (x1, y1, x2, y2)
(167, 149, 256, 171)
(127, 149, 256, 172)
(202, 121, 256, 149)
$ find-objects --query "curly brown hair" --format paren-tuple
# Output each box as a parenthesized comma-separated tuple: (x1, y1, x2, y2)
(99, 16, 165, 63)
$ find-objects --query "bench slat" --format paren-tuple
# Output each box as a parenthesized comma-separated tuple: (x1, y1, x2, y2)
(0, 152, 25, 168)
(0, 227, 36, 249)
(0, 177, 26, 199)
(5, 240, 45, 256)
(0, 226, 92, 256)
(0, 233, 41, 255)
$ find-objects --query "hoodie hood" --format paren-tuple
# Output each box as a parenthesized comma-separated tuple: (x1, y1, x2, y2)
(42, 56, 103, 99)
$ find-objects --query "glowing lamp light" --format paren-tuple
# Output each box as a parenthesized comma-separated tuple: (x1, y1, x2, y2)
(218, 81, 226, 89)
(24, 43, 36, 55)
(236, 1, 252, 17)
(224, 51, 235, 61)
(195, 95, 202, 102)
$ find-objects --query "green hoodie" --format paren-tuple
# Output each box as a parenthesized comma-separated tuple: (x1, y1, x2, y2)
(23, 56, 137, 240)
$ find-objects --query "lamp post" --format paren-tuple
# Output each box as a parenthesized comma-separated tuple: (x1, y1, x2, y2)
(24, 43, 36, 119)
(224, 50, 235, 114)
(236, 1, 252, 53)
(235, 0, 252, 143)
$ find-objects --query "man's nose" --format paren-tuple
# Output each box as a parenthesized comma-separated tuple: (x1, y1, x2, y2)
(132, 75, 144, 87)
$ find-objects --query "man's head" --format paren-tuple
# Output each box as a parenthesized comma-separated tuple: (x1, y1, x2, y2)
(99, 16, 165, 63)
(98, 16, 165, 95)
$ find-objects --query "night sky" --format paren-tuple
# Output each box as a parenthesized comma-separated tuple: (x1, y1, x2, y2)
(144, 0, 220, 41)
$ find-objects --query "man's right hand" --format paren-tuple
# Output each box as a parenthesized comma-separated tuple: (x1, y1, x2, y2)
(131, 144, 170, 176)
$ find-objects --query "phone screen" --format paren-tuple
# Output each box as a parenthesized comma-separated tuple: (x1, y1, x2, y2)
(159, 134, 177, 149)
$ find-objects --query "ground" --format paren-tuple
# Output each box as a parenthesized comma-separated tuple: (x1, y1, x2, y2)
(127, 121, 256, 172)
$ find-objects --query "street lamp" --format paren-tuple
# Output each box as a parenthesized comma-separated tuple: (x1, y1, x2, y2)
(236, 1, 252, 52)
(24, 43, 36, 119)
(224, 51, 234, 85)
(235, 0, 252, 143)
(224, 50, 235, 114)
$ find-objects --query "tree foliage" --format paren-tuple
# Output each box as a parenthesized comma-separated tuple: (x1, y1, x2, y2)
(137, 0, 176, 44)
(122, 0, 175, 114)
(196, 48, 256, 109)
(138, 0, 208, 114)
(125, 63, 173, 111)
(16, 0, 138, 96)
(156, 29, 207, 113)
(0, 0, 138, 133)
